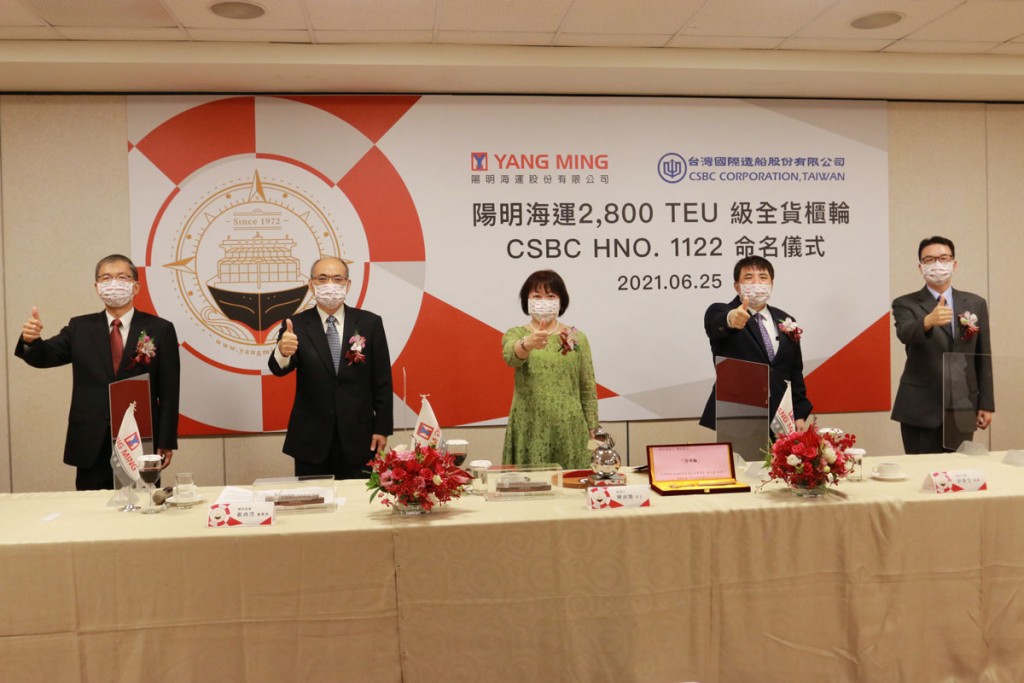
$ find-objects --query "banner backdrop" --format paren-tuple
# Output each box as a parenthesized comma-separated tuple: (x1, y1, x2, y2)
(127, 96, 889, 435)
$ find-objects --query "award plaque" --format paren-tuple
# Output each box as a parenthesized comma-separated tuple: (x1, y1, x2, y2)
(646, 442, 751, 495)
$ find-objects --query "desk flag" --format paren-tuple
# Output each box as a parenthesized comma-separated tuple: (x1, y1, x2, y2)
(412, 396, 444, 449)
(113, 401, 143, 482)
(770, 381, 796, 436)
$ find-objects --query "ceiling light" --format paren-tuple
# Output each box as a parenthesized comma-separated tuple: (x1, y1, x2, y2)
(850, 12, 904, 30)
(210, 1, 266, 20)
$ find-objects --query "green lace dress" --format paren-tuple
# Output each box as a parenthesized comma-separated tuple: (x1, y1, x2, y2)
(502, 325, 599, 469)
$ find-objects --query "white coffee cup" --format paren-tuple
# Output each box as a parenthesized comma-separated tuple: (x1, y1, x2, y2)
(818, 427, 844, 439)
(872, 462, 904, 479)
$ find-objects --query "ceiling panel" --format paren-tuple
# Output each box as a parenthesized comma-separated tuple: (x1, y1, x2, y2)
(555, 32, 671, 47)
(58, 26, 188, 40)
(558, 0, 702, 35)
(164, 0, 308, 29)
(437, 30, 553, 46)
(186, 27, 312, 42)
(680, 0, 837, 38)
(306, 0, 437, 32)
(885, 39, 1001, 54)
(438, 0, 571, 33)
(778, 36, 894, 51)
(908, 0, 1024, 42)
(667, 35, 784, 49)
(315, 29, 434, 43)
(795, 0, 962, 40)
(20, 0, 175, 27)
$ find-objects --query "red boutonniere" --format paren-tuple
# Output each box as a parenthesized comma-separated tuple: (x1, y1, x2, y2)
(345, 332, 367, 365)
(959, 311, 979, 340)
(778, 318, 802, 342)
(559, 326, 579, 355)
(131, 330, 156, 366)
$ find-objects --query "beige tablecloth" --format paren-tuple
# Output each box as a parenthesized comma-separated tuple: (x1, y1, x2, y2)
(3, 453, 1024, 682)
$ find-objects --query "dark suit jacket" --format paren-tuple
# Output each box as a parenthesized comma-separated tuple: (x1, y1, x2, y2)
(891, 286, 994, 430)
(268, 305, 393, 465)
(14, 310, 180, 468)
(699, 297, 812, 430)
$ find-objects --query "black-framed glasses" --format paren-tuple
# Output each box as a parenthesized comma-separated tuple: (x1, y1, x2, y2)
(920, 255, 954, 265)
(96, 274, 136, 283)
(311, 275, 349, 285)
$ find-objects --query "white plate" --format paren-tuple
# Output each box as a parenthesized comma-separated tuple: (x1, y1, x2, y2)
(166, 494, 205, 506)
(871, 473, 907, 482)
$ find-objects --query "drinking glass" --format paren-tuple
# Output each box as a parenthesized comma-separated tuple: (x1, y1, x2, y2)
(139, 455, 164, 514)
(174, 472, 197, 507)
(446, 439, 469, 468)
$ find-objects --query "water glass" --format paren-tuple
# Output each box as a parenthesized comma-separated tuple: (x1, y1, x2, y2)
(175, 472, 197, 507)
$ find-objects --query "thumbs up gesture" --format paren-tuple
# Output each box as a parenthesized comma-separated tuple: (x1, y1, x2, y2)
(278, 318, 298, 357)
(925, 297, 953, 330)
(727, 298, 751, 330)
(21, 306, 43, 343)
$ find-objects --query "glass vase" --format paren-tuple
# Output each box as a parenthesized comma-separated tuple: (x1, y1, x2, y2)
(392, 499, 428, 515)
(790, 482, 828, 498)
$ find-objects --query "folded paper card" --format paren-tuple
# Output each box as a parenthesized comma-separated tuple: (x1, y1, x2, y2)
(923, 469, 987, 494)
(207, 502, 275, 527)
(587, 485, 651, 509)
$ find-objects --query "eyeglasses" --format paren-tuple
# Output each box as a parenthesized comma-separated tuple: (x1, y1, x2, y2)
(920, 255, 954, 265)
(96, 274, 136, 283)
(311, 275, 349, 285)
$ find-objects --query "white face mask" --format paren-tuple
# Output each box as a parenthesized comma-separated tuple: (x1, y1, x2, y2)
(528, 298, 560, 322)
(921, 261, 954, 286)
(97, 279, 135, 308)
(313, 283, 347, 310)
(739, 283, 772, 309)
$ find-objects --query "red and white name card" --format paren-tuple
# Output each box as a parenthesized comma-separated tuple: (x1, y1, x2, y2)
(923, 469, 988, 494)
(587, 485, 651, 509)
(207, 502, 275, 527)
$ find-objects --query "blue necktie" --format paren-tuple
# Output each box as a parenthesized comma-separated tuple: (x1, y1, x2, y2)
(753, 312, 776, 361)
(326, 315, 342, 370)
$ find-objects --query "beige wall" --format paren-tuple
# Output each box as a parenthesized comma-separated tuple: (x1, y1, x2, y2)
(1, 96, 1019, 492)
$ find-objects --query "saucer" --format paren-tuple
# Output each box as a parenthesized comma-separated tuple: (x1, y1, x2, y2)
(166, 494, 205, 506)
(871, 473, 906, 482)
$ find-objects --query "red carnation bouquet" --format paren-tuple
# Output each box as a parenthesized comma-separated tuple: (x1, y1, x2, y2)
(366, 444, 471, 511)
(763, 426, 857, 489)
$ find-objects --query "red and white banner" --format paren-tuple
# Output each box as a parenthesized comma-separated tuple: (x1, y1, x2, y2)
(128, 96, 889, 435)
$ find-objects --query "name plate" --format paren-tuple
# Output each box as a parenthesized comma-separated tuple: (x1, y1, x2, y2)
(207, 502, 275, 527)
(587, 485, 651, 509)
(924, 469, 987, 494)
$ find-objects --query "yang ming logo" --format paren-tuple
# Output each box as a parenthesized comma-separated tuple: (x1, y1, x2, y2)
(658, 153, 686, 184)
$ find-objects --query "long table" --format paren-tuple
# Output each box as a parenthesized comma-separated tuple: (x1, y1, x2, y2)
(3, 453, 1024, 682)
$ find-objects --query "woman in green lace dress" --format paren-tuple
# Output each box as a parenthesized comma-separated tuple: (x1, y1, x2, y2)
(502, 270, 599, 469)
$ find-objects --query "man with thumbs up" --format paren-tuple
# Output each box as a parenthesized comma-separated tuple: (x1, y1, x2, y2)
(892, 236, 994, 453)
(14, 254, 180, 490)
(699, 255, 812, 435)
(269, 256, 393, 479)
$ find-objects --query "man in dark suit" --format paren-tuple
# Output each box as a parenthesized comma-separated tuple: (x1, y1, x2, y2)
(892, 236, 994, 454)
(699, 255, 812, 434)
(15, 254, 180, 490)
(269, 256, 393, 479)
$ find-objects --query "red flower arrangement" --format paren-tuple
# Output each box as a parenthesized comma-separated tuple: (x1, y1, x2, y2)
(763, 426, 857, 490)
(130, 330, 156, 367)
(366, 444, 471, 511)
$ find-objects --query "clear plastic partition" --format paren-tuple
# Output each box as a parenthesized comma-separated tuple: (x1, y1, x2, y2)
(714, 356, 770, 462)
(942, 353, 1021, 452)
